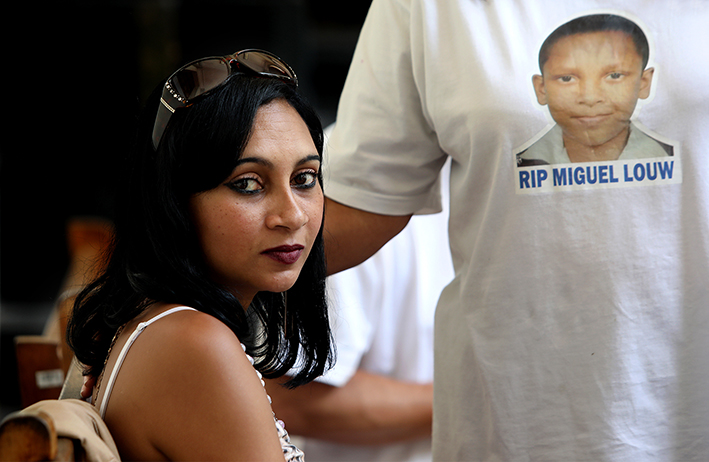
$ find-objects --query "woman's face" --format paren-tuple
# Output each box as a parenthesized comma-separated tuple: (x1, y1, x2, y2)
(189, 99, 323, 308)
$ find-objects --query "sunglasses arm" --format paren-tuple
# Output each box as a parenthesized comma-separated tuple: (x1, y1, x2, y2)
(151, 85, 185, 150)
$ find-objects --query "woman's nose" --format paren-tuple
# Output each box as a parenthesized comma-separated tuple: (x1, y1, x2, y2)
(265, 188, 308, 230)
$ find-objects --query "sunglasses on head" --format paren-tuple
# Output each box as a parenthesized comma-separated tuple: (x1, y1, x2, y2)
(151, 49, 298, 150)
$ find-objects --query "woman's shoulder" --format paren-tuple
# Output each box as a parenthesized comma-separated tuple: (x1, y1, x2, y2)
(139, 305, 237, 341)
(105, 304, 283, 459)
(131, 304, 251, 375)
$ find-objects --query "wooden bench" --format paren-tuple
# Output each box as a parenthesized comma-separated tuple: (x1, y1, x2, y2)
(2, 218, 118, 460)
(14, 218, 113, 408)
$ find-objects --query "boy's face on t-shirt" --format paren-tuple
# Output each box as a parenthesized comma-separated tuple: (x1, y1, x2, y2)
(533, 30, 653, 151)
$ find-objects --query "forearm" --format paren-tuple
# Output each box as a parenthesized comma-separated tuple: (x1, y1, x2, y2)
(266, 370, 432, 445)
(324, 198, 411, 275)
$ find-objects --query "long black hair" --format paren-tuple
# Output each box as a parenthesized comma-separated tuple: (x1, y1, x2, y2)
(67, 72, 332, 388)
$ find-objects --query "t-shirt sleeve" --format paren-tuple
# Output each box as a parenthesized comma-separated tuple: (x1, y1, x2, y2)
(324, 0, 448, 216)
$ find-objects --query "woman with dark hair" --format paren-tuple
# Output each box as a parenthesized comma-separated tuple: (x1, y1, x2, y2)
(67, 50, 332, 460)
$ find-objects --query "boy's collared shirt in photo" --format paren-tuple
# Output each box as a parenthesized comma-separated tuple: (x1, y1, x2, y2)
(518, 122, 672, 166)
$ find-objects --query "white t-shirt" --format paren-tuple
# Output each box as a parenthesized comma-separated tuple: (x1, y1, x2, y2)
(325, 1, 709, 460)
(301, 152, 453, 462)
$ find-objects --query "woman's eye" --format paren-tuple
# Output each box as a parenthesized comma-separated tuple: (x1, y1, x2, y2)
(293, 171, 318, 189)
(228, 177, 262, 194)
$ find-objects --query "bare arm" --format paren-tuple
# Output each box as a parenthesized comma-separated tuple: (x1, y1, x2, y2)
(103, 310, 285, 461)
(324, 198, 412, 275)
(266, 371, 432, 445)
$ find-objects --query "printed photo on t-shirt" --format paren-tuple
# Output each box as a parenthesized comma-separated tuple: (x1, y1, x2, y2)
(514, 12, 680, 194)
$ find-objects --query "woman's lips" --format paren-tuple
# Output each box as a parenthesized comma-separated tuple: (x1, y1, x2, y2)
(262, 245, 304, 265)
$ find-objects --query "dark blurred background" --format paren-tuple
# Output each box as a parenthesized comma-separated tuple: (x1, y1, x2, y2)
(1, 0, 371, 418)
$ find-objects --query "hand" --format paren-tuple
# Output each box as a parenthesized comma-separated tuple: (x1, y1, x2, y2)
(81, 374, 97, 399)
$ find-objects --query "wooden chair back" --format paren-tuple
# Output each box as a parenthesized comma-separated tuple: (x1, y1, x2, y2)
(0, 407, 75, 461)
(0, 399, 120, 461)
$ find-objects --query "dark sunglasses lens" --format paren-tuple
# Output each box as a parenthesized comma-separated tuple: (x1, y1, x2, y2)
(171, 59, 230, 100)
(237, 51, 297, 84)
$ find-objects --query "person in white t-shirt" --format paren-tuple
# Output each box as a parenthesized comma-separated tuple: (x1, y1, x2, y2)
(320, 1, 709, 460)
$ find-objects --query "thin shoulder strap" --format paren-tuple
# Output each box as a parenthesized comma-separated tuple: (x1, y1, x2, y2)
(99, 306, 198, 418)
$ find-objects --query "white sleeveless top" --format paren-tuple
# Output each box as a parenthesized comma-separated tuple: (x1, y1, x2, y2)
(99, 306, 304, 461)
